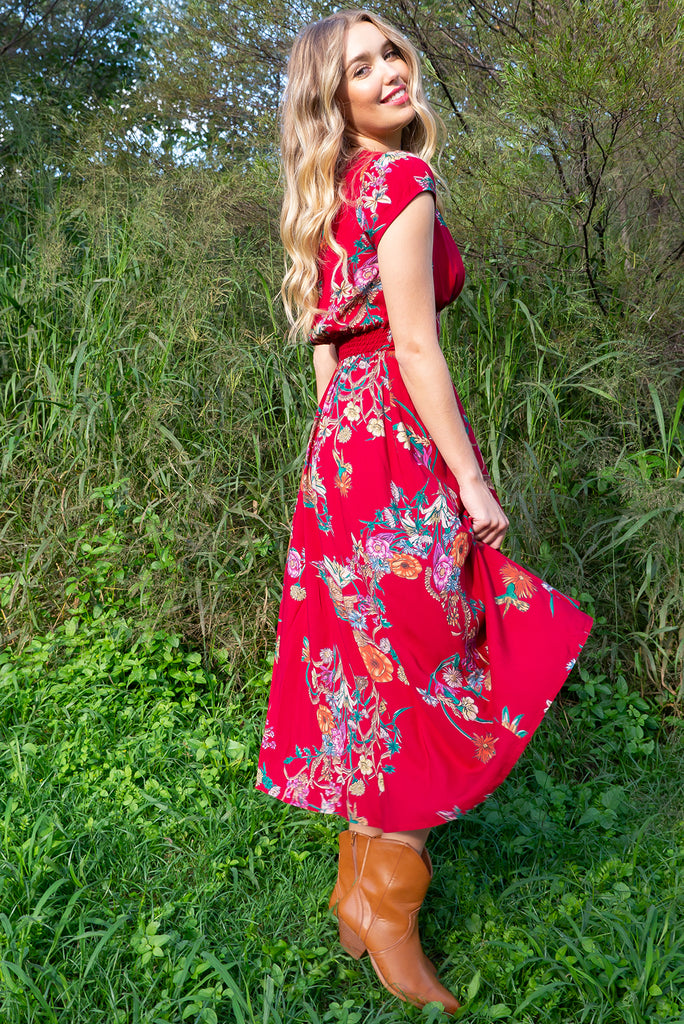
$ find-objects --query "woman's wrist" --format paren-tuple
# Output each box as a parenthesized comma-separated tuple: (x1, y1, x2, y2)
(451, 465, 485, 488)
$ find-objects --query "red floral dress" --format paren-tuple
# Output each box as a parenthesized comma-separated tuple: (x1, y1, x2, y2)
(255, 149, 592, 831)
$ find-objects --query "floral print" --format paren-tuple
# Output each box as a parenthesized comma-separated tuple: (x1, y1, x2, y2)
(256, 350, 593, 829)
(255, 152, 593, 831)
(311, 150, 465, 343)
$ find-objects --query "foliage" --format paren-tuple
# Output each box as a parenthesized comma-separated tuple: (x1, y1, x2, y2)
(442, 279, 684, 697)
(144, 1, 684, 352)
(0, 0, 150, 171)
(368, 0, 684, 359)
(140, 0, 306, 164)
(0, 159, 296, 657)
(0, 577, 682, 1022)
(0, 153, 682, 694)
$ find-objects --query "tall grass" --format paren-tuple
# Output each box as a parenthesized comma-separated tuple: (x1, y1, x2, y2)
(443, 278, 684, 698)
(0, 159, 682, 696)
(0, 164, 306, 656)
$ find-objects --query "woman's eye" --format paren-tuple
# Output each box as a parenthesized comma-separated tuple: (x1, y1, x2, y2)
(351, 49, 402, 77)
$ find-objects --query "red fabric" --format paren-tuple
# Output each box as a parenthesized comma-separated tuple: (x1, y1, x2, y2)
(255, 150, 592, 831)
(311, 150, 464, 344)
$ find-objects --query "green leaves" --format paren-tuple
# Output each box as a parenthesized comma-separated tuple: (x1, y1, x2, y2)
(131, 917, 173, 966)
(1, 578, 683, 1022)
(0, 0, 151, 171)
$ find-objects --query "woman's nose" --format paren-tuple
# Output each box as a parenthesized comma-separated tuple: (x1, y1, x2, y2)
(380, 59, 401, 81)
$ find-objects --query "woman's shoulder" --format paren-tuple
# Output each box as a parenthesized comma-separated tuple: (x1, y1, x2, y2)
(347, 149, 435, 193)
(346, 150, 437, 246)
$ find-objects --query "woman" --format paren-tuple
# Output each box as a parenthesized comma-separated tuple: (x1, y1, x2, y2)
(256, 8, 592, 1014)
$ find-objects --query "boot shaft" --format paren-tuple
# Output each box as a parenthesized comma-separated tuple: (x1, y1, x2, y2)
(340, 833, 432, 950)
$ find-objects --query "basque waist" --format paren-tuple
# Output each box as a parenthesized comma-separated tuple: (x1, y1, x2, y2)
(335, 327, 393, 359)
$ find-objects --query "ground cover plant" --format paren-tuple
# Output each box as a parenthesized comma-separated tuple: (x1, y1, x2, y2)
(0, 569, 682, 1023)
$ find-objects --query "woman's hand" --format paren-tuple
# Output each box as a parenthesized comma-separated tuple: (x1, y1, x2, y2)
(457, 475, 509, 550)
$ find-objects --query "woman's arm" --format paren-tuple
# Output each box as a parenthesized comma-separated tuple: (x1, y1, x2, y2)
(313, 342, 339, 403)
(377, 193, 509, 549)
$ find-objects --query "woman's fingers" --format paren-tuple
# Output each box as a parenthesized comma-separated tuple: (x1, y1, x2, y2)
(483, 528, 507, 550)
(459, 477, 509, 549)
(471, 512, 509, 549)
(475, 532, 506, 549)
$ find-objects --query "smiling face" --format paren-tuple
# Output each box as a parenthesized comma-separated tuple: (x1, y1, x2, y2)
(336, 20, 415, 153)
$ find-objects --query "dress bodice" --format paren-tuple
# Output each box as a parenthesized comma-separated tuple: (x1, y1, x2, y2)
(310, 149, 465, 345)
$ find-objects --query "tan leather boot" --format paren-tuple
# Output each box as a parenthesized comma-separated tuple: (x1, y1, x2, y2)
(336, 833, 460, 1014)
(329, 830, 368, 913)
(330, 830, 434, 911)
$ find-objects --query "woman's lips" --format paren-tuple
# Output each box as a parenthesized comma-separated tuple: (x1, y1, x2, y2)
(382, 87, 409, 105)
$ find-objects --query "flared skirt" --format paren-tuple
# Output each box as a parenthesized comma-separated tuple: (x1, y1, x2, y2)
(255, 342, 592, 831)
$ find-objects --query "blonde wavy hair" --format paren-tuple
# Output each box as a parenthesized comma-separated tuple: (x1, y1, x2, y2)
(280, 8, 445, 342)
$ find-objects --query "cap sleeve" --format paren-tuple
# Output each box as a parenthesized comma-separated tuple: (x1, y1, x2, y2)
(358, 151, 436, 249)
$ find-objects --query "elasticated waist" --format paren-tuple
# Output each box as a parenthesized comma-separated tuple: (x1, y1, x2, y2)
(336, 327, 393, 359)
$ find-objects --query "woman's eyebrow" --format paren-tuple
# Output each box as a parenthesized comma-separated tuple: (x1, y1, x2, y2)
(345, 50, 372, 71)
(344, 44, 395, 72)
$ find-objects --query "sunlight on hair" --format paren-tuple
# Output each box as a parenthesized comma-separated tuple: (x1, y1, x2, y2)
(279, 8, 446, 342)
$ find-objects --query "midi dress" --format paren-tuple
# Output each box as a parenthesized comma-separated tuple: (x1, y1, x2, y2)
(255, 149, 593, 832)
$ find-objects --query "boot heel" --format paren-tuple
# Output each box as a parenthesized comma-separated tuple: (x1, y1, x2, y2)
(338, 919, 365, 959)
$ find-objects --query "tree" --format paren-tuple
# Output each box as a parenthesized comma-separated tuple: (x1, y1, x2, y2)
(146, 0, 683, 333)
(143, 0, 316, 165)
(366, 0, 684, 330)
(0, 0, 150, 170)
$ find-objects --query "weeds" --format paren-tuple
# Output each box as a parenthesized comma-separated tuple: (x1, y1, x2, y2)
(1, 164, 683, 695)
(0, 580, 682, 1022)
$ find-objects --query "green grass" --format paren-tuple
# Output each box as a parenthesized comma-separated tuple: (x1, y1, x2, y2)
(0, 594, 682, 1023)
